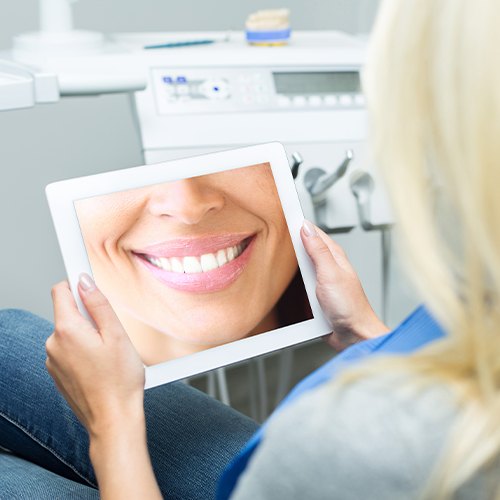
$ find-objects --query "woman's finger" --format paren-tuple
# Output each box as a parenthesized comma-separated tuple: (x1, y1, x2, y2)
(78, 273, 126, 339)
(51, 281, 85, 330)
(315, 227, 352, 271)
(301, 220, 339, 281)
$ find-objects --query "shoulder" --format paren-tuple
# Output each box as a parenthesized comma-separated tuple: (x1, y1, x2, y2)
(231, 374, 458, 500)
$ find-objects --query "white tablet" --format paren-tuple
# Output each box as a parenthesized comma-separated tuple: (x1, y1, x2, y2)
(46, 142, 331, 389)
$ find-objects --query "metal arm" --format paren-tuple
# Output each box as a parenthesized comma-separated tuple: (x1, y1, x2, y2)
(303, 149, 355, 234)
(350, 170, 392, 322)
(305, 149, 354, 203)
(350, 170, 375, 230)
(290, 151, 303, 179)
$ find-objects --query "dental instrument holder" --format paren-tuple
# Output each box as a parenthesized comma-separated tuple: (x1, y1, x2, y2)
(350, 170, 392, 323)
(303, 149, 354, 234)
(10, 1, 147, 96)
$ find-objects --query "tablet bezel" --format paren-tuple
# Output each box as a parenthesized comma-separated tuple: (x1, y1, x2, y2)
(46, 142, 331, 389)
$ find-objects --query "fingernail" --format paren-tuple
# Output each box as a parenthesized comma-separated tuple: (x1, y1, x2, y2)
(302, 220, 317, 237)
(79, 273, 96, 292)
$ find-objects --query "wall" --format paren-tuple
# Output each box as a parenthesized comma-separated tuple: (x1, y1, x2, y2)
(0, 0, 379, 48)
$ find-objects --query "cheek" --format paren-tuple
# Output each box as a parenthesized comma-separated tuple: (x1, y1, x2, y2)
(232, 187, 286, 232)
(76, 195, 145, 255)
(78, 211, 134, 261)
(265, 206, 290, 241)
(80, 218, 117, 253)
(274, 239, 298, 284)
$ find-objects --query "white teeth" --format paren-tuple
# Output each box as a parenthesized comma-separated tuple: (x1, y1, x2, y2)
(226, 246, 236, 261)
(159, 257, 171, 272)
(145, 240, 248, 274)
(183, 256, 202, 274)
(170, 257, 184, 273)
(216, 249, 228, 266)
(200, 253, 219, 272)
(150, 257, 161, 267)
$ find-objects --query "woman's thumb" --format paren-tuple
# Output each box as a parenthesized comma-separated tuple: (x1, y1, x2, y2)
(78, 273, 124, 337)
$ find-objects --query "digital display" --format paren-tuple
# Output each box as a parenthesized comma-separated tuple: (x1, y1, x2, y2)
(74, 163, 313, 366)
(273, 71, 360, 95)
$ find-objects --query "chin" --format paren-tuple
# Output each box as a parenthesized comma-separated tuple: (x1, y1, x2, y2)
(168, 327, 252, 348)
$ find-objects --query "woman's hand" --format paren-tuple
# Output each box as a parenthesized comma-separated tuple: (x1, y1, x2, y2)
(46, 275, 145, 439)
(301, 221, 390, 352)
(47, 275, 162, 500)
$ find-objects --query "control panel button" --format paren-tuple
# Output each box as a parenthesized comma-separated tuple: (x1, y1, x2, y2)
(354, 94, 366, 106)
(339, 94, 353, 106)
(162, 76, 173, 84)
(237, 75, 251, 84)
(308, 95, 322, 107)
(324, 95, 338, 106)
(292, 95, 307, 107)
(200, 79, 230, 100)
(277, 95, 291, 107)
(176, 86, 189, 95)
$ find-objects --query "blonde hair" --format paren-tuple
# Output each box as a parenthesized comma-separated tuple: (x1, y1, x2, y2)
(342, 0, 500, 497)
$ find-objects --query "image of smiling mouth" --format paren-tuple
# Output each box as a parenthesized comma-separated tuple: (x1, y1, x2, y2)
(133, 234, 256, 293)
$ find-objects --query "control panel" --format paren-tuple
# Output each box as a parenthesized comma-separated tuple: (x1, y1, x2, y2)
(151, 67, 364, 115)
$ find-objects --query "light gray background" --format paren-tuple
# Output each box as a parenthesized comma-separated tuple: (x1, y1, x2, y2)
(0, 0, 417, 327)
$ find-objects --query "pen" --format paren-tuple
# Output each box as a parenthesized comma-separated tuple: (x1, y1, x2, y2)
(144, 39, 217, 50)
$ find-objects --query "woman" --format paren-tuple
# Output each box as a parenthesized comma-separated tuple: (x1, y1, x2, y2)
(0, 226, 384, 499)
(74, 162, 311, 363)
(2, 0, 499, 498)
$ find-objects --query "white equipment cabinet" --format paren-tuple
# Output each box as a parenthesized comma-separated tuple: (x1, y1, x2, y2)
(115, 31, 392, 234)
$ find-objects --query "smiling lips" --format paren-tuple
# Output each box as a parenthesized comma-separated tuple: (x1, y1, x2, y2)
(134, 234, 255, 293)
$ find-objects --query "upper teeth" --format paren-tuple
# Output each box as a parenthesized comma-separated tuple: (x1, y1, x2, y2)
(145, 243, 245, 274)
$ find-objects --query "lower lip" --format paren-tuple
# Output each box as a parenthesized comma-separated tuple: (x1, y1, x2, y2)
(135, 238, 256, 293)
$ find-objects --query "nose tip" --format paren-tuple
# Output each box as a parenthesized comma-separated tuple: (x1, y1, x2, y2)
(147, 178, 225, 224)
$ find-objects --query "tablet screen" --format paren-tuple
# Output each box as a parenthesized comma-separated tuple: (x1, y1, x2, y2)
(74, 162, 313, 366)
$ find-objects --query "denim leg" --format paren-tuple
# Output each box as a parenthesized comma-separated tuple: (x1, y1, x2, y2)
(0, 309, 259, 499)
(144, 382, 258, 499)
(0, 309, 96, 487)
(0, 451, 99, 500)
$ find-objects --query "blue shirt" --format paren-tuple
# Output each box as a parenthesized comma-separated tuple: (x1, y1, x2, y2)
(217, 306, 445, 499)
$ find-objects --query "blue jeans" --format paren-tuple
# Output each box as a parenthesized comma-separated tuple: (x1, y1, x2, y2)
(0, 309, 258, 499)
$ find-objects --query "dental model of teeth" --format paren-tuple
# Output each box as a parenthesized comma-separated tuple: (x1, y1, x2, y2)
(245, 8, 291, 46)
(145, 242, 247, 274)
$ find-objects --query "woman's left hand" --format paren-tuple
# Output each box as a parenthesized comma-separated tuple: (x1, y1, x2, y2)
(47, 276, 162, 499)
(46, 275, 145, 439)
(301, 221, 390, 351)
